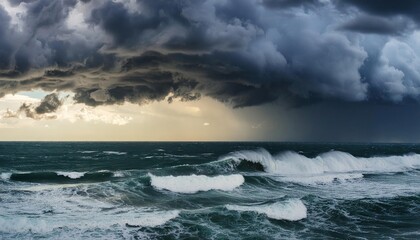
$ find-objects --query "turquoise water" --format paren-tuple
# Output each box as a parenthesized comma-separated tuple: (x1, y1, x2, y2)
(0, 142, 419, 239)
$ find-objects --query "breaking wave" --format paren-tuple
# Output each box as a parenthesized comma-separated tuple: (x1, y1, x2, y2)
(149, 173, 245, 194)
(221, 149, 420, 175)
(226, 199, 307, 221)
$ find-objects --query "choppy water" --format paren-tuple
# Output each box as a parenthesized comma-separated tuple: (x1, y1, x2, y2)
(0, 142, 419, 239)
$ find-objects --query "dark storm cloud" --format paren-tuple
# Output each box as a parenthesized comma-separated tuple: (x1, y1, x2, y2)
(337, 0, 420, 23)
(0, 0, 419, 110)
(0, 6, 13, 70)
(262, 0, 322, 8)
(2, 93, 64, 119)
(34, 93, 63, 114)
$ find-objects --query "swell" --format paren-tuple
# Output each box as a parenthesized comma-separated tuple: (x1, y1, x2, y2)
(6, 171, 116, 183)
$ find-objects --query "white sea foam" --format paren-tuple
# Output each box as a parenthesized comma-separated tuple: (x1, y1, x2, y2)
(223, 149, 420, 175)
(0, 210, 179, 233)
(226, 199, 307, 221)
(149, 173, 244, 193)
(78, 151, 97, 154)
(0, 172, 12, 181)
(0, 184, 179, 234)
(103, 151, 127, 155)
(56, 171, 86, 179)
(20, 183, 90, 192)
(112, 171, 125, 177)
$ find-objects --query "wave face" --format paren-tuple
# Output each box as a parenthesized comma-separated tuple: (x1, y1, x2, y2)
(149, 173, 245, 193)
(226, 199, 307, 221)
(223, 149, 420, 175)
(7, 171, 114, 183)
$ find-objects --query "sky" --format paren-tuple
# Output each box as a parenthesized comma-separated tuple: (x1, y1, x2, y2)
(1, 0, 420, 141)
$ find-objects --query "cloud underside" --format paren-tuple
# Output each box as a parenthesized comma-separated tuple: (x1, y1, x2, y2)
(1, 0, 420, 116)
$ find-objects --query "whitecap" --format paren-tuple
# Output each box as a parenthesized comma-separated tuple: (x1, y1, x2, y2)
(112, 171, 125, 177)
(226, 199, 307, 221)
(149, 173, 244, 194)
(1, 172, 12, 181)
(56, 171, 86, 179)
(103, 151, 127, 155)
(124, 210, 180, 227)
(78, 151, 97, 154)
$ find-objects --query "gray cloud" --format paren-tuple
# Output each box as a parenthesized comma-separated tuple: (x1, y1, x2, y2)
(0, 6, 13, 70)
(0, 0, 419, 110)
(336, 0, 420, 23)
(262, 0, 322, 8)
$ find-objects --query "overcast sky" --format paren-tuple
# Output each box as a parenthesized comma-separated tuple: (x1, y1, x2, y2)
(1, 0, 420, 141)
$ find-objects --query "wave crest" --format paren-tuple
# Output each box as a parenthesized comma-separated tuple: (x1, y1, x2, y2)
(149, 173, 244, 194)
(226, 199, 307, 221)
(56, 171, 86, 179)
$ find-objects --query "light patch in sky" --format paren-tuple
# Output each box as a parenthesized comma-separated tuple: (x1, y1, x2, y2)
(0, 0, 26, 31)
(18, 90, 49, 100)
(0, 93, 260, 141)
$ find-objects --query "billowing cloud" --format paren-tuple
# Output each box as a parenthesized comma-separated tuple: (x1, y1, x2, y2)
(0, 0, 419, 110)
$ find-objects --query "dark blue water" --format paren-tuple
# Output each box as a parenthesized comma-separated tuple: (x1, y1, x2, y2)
(0, 142, 419, 239)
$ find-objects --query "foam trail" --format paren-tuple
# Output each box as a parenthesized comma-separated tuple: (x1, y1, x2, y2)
(223, 149, 420, 174)
(56, 171, 86, 179)
(0, 210, 180, 233)
(78, 151, 97, 154)
(226, 199, 307, 221)
(149, 174, 244, 194)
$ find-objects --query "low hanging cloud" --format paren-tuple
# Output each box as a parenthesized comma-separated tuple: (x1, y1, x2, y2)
(0, 0, 420, 110)
(2, 93, 64, 119)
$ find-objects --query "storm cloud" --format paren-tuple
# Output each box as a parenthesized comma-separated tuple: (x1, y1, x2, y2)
(2, 93, 64, 119)
(0, 0, 420, 108)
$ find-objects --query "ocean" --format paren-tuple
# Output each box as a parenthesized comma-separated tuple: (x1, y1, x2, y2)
(0, 142, 419, 239)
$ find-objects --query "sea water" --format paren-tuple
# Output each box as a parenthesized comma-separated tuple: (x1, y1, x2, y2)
(0, 142, 419, 239)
